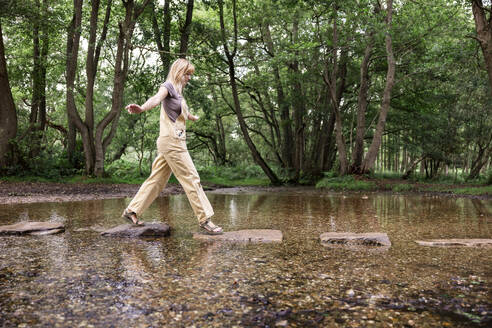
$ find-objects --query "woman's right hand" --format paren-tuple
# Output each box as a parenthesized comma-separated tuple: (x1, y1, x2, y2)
(126, 104, 143, 114)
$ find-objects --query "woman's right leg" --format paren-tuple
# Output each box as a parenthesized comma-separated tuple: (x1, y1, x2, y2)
(126, 153, 172, 217)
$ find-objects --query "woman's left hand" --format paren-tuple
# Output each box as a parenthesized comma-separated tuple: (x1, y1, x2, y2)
(188, 114, 199, 121)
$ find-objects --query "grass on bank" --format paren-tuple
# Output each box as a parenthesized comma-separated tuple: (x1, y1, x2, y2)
(315, 170, 492, 196)
(1, 164, 491, 196)
(437, 185, 492, 196)
(315, 175, 377, 191)
(0, 164, 270, 187)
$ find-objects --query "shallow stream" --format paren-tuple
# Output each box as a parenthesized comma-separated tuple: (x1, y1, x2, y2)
(1, 189, 491, 327)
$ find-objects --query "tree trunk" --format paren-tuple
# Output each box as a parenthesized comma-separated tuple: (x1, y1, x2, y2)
(151, 0, 171, 74)
(402, 155, 425, 179)
(467, 136, 492, 180)
(215, 114, 227, 165)
(112, 117, 138, 161)
(261, 21, 294, 170)
(94, 0, 150, 177)
(322, 6, 349, 175)
(210, 81, 228, 165)
(65, 0, 86, 169)
(472, 1, 492, 91)
(321, 111, 337, 171)
(289, 15, 305, 181)
(218, 0, 280, 185)
(85, 0, 111, 136)
(86, 0, 112, 176)
(29, 0, 49, 158)
(179, 0, 194, 57)
(0, 20, 17, 169)
(361, 0, 396, 173)
(350, 31, 374, 173)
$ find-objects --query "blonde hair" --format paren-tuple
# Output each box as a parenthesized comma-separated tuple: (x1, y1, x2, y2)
(166, 58, 195, 95)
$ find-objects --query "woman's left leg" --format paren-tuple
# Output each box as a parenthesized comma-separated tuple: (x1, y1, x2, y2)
(163, 148, 214, 225)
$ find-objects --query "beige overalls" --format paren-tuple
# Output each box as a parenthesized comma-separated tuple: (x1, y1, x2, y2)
(126, 95, 214, 224)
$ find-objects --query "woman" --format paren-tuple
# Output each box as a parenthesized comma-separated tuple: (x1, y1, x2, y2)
(122, 58, 223, 235)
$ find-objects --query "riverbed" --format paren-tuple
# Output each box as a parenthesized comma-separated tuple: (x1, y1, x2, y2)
(1, 190, 491, 327)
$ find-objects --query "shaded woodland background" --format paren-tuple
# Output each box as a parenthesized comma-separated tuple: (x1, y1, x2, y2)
(1, 0, 492, 185)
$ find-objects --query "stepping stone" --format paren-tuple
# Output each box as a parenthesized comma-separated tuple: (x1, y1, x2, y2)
(101, 223, 170, 238)
(415, 239, 492, 247)
(320, 232, 391, 247)
(74, 225, 106, 233)
(0, 221, 65, 236)
(193, 229, 283, 243)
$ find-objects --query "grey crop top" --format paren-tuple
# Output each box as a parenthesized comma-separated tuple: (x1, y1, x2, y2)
(161, 81, 182, 122)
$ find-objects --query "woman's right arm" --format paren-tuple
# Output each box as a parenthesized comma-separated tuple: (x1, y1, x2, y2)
(125, 85, 169, 114)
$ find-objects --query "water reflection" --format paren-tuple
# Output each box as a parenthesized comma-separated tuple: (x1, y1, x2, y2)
(0, 191, 491, 327)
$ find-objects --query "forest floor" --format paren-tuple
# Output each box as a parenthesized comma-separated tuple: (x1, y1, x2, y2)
(0, 178, 491, 204)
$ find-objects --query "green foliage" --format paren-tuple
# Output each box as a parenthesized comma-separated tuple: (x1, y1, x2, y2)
(372, 171, 403, 180)
(106, 159, 150, 180)
(452, 185, 492, 196)
(405, 172, 468, 185)
(391, 184, 414, 192)
(1, 0, 491, 185)
(486, 170, 492, 185)
(315, 175, 377, 191)
(4, 147, 81, 180)
(197, 165, 270, 186)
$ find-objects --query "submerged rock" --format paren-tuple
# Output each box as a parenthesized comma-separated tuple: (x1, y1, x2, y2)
(415, 239, 492, 247)
(320, 232, 391, 247)
(0, 221, 65, 236)
(101, 223, 170, 238)
(193, 229, 283, 243)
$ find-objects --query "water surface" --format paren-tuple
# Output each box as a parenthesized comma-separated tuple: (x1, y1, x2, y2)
(1, 190, 491, 327)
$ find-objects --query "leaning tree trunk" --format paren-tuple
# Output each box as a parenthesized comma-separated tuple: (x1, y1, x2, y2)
(361, 0, 396, 173)
(402, 155, 425, 179)
(218, 0, 280, 185)
(467, 135, 492, 180)
(472, 0, 492, 92)
(0, 20, 17, 169)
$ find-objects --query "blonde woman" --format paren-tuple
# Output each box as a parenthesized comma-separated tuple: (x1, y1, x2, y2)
(122, 58, 223, 235)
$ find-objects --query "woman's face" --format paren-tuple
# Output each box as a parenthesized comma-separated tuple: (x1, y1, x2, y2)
(182, 72, 192, 85)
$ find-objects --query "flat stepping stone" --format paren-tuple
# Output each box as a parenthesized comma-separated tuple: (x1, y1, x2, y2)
(101, 223, 170, 238)
(74, 225, 106, 233)
(193, 229, 282, 243)
(0, 221, 65, 236)
(415, 239, 492, 247)
(320, 232, 391, 247)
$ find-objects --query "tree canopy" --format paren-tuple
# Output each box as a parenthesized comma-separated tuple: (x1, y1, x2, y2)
(0, 0, 491, 183)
